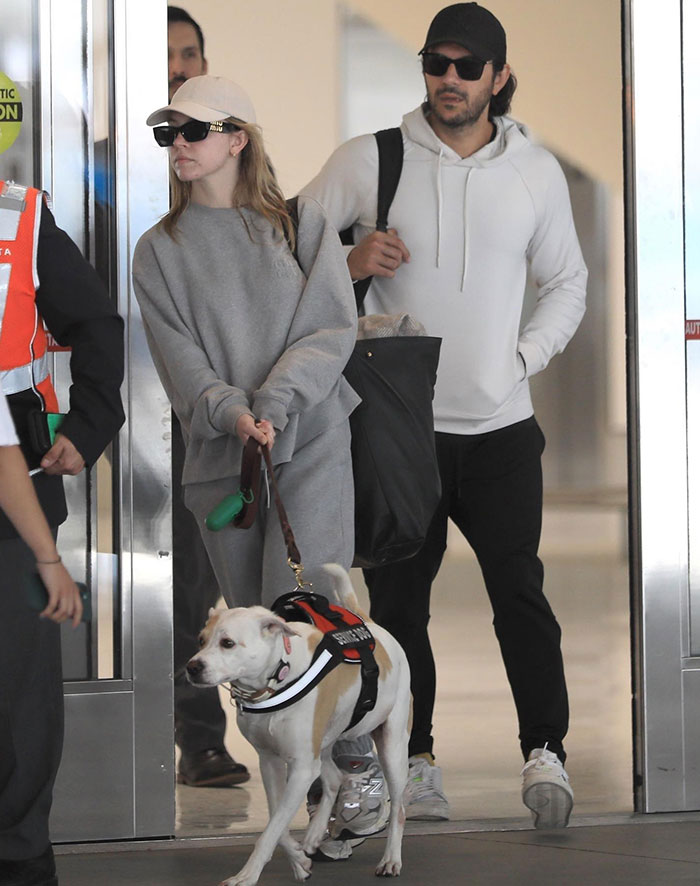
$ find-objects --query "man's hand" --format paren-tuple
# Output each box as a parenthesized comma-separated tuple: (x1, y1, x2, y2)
(347, 228, 411, 280)
(40, 433, 86, 476)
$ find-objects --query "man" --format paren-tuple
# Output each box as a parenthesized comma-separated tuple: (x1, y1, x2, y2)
(165, 6, 249, 789)
(302, 2, 587, 829)
(0, 180, 124, 885)
(168, 5, 208, 100)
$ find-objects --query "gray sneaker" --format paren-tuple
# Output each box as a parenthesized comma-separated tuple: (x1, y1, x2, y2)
(306, 798, 364, 862)
(330, 753, 389, 839)
(521, 746, 574, 829)
(404, 754, 450, 821)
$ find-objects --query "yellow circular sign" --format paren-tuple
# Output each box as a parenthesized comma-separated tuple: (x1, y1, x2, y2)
(0, 72, 23, 155)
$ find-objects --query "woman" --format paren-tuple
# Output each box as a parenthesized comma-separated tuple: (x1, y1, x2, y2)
(132, 76, 359, 607)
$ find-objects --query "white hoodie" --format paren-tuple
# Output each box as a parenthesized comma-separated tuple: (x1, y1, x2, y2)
(302, 107, 587, 434)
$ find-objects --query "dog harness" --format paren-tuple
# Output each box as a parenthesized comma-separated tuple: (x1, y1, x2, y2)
(230, 591, 379, 732)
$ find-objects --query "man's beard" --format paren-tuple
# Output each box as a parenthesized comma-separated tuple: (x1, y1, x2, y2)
(428, 84, 492, 129)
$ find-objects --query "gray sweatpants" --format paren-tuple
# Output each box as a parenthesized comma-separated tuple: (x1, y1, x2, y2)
(184, 421, 354, 609)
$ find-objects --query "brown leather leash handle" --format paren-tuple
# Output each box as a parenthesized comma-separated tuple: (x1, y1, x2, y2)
(235, 438, 307, 587)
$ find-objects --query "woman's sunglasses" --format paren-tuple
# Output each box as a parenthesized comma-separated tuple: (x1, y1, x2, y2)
(420, 52, 491, 81)
(152, 119, 238, 147)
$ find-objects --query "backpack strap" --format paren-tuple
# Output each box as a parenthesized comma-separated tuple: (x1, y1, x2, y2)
(350, 127, 404, 311)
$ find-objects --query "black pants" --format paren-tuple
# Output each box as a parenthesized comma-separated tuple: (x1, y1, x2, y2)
(0, 535, 62, 860)
(366, 417, 569, 764)
(172, 414, 227, 755)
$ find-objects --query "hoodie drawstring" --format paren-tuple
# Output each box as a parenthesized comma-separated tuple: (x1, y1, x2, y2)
(436, 149, 444, 269)
(461, 168, 472, 292)
(435, 149, 472, 292)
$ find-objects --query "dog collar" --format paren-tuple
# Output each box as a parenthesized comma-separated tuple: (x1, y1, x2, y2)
(227, 635, 292, 704)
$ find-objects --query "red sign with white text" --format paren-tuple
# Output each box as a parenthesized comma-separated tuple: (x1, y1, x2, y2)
(686, 320, 700, 340)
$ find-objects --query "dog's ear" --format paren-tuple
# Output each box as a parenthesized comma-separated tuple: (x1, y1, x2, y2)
(260, 615, 299, 639)
(208, 607, 218, 619)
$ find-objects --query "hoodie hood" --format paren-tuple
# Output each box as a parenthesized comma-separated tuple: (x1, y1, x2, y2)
(400, 108, 531, 288)
(401, 106, 531, 164)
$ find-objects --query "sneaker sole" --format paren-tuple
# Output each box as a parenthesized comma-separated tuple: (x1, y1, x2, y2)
(312, 837, 364, 862)
(523, 783, 573, 829)
(333, 822, 387, 840)
(406, 809, 450, 822)
(176, 771, 251, 787)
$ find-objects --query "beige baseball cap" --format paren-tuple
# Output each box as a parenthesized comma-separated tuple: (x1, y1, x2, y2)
(146, 75, 256, 126)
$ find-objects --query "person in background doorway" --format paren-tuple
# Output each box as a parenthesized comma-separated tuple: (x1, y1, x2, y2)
(302, 2, 587, 830)
(165, 5, 251, 790)
(0, 181, 124, 886)
(168, 4, 208, 100)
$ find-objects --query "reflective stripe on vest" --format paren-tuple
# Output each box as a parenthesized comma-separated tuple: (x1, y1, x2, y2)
(0, 181, 58, 411)
(0, 352, 51, 395)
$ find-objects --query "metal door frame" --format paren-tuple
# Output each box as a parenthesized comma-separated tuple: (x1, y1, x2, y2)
(38, 0, 174, 840)
(625, 0, 700, 812)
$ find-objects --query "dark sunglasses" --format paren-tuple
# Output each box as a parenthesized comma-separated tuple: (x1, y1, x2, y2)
(152, 119, 238, 147)
(421, 52, 491, 81)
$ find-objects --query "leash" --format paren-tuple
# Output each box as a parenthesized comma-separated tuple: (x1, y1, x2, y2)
(225, 440, 379, 728)
(234, 437, 310, 591)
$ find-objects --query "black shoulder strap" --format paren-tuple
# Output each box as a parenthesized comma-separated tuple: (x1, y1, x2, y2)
(374, 127, 404, 233)
(285, 195, 300, 265)
(352, 127, 404, 310)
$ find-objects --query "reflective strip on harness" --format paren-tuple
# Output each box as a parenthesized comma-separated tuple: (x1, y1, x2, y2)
(0, 352, 51, 395)
(236, 649, 334, 714)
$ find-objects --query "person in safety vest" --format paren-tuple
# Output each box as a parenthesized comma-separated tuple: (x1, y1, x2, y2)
(0, 179, 124, 886)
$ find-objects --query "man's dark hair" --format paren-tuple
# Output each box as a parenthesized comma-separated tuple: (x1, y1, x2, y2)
(490, 66, 516, 118)
(168, 6, 205, 59)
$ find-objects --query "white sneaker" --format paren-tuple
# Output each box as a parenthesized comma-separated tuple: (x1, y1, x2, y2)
(521, 746, 574, 829)
(330, 754, 389, 839)
(404, 754, 450, 821)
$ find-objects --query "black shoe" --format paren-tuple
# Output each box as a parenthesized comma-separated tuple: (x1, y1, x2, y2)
(0, 845, 58, 885)
(177, 748, 250, 787)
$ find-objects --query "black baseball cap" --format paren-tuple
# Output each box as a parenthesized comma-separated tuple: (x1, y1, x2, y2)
(420, 3, 507, 65)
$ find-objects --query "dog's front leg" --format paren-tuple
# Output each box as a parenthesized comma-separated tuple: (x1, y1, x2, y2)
(301, 751, 343, 856)
(258, 751, 312, 882)
(220, 755, 319, 886)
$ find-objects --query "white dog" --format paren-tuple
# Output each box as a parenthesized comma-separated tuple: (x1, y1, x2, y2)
(186, 563, 411, 886)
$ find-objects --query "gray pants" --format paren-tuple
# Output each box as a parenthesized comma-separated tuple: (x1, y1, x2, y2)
(185, 421, 354, 609)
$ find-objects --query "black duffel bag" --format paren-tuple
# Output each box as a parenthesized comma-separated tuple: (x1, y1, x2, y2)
(344, 320, 441, 568)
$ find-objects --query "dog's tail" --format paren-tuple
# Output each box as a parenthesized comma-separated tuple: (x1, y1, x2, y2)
(322, 563, 367, 619)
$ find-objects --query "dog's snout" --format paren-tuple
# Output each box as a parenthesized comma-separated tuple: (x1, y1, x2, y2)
(186, 658, 205, 681)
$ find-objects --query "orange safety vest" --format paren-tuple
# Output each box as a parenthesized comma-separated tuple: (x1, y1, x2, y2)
(0, 180, 59, 412)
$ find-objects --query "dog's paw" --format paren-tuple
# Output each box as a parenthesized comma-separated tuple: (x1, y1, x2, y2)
(290, 853, 313, 881)
(375, 858, 402, 877)
(219, 874, 258, 886)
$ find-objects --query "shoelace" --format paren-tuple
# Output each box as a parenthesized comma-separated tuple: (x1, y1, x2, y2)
(520, 743, 565, 778)
(407, 762, 439, 801)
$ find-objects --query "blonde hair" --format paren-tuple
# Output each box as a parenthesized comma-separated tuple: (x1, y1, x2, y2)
(161, 117, 295, 251)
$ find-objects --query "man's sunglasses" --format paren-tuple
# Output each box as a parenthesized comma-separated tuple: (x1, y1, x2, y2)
(152, 119, 237, 147)
(420, 52, 491, 81)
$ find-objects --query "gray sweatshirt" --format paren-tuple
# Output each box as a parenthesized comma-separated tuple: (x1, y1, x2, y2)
(132, 195, 359, 485)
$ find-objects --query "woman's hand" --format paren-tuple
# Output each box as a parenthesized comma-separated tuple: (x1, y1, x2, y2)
(37, 560, 83, 628)
(235, 414, 276, 450)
